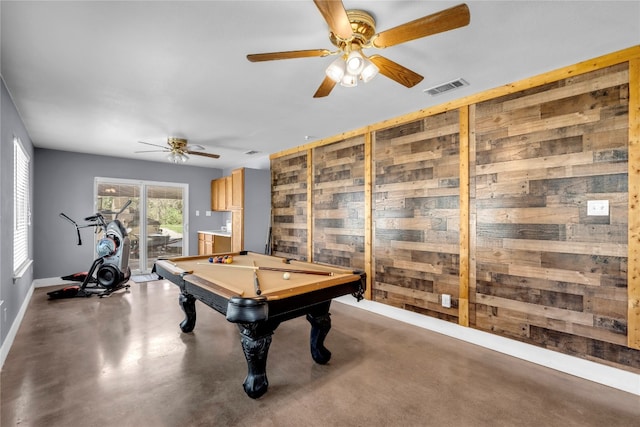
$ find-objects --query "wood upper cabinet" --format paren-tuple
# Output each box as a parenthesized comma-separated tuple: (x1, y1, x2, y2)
(211, 170, 243, 211)
(211, 179, 218, 211)
(211, 177, 228, 211)
(216, 179, 226, 210)
(225, 176, 233, 209)
(230, 168, 244, 210)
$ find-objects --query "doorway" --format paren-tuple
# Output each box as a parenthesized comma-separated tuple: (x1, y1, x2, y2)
(95, 178, 188, 273)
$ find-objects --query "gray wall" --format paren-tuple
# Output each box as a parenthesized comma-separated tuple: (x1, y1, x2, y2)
(34, 148, 228, 278)
(1, 78, 35, 347)
(242, 168, 272, 253)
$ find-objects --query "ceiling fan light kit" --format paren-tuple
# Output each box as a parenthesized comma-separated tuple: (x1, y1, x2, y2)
(325, 56, 346, 82)
(168, 152, 189, 163)
(246, 1, 470, 97)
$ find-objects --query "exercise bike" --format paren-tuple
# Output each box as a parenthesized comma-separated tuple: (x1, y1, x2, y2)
(48, 200, 132, 299)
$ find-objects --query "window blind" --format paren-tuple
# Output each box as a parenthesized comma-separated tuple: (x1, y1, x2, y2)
(14, 137, 30, 274)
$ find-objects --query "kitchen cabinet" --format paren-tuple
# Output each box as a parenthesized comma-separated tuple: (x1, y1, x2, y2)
(225, 176, 233, 209)
(230, 168, 244, 209)
(209, 168, 270, 252)
(198, 232, 231, 255)
(211, 174, 240, 212)
(198, 232, 214, 255)
(211, 178, 227, 211)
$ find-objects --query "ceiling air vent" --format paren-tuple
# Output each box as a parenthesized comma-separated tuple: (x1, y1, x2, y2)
(424, 78, 468, 96)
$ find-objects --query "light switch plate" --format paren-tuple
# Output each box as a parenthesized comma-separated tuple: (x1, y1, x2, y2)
(587, 200, 609, 216)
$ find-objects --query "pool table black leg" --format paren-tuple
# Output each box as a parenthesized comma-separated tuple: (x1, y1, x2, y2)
(307, 302, 332, 365)
(178, 291, 197, 333)
(237, 322, 280, 399)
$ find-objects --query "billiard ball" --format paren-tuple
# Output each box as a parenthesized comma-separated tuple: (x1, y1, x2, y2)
(283, 272, 291, 280)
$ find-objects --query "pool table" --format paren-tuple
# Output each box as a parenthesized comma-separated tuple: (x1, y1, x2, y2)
(154, 251, 365, 398)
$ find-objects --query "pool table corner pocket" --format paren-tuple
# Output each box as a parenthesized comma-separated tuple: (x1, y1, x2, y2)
(226, 296, 269, 323)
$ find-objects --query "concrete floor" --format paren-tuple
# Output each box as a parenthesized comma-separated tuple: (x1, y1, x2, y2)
(2, 281, 639, 427)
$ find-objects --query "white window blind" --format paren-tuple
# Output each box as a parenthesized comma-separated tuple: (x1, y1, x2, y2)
(14, 136, 31, 275)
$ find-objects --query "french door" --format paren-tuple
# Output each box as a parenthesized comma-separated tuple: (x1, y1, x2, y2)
(95, 178, 188, 273)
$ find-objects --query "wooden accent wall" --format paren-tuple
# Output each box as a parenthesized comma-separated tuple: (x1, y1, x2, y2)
(472, 63, 638, 371)
(312, 136, 366, 270)
(270, 46, 640, 373)
(270, 151, 309, 260)
(372, 111, 461, 321)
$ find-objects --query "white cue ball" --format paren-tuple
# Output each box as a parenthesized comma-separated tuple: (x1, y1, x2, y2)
(283, 272, 291, 280)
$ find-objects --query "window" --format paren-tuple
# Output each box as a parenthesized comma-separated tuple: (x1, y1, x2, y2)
(14, 136, 31, 277)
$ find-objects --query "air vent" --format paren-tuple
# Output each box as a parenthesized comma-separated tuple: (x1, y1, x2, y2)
(424, 78, 468, 96)
(244, 150, 260, 155)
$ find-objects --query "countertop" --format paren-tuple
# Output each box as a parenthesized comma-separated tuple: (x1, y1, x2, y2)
(198, 229, 231, 237)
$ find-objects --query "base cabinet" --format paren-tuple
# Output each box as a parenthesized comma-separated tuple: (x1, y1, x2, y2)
(198, 232, 231, 255)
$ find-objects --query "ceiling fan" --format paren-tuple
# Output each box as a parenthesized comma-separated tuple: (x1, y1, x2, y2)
(135, 137, 220, 163)
(246, 1, 470, 98)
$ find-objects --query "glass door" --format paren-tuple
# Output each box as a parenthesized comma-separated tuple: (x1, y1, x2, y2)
(95, 178, 188, 273)
(145, 185, 185, 271)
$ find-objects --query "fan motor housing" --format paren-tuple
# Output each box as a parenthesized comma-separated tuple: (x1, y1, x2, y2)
(168, 137, 188, 150)
(329, 10, 376, 48)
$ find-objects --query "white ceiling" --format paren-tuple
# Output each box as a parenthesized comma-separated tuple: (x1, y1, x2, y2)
(2, 1, 639, 170)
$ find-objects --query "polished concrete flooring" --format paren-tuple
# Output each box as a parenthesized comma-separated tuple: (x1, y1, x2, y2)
(2, 281, 639, 427)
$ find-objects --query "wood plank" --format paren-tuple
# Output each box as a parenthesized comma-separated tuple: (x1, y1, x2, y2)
(476, 294, 594, 326)
(502, 238, 627, 257)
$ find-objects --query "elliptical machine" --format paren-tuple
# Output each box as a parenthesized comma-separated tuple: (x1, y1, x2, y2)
(49, 200, 132, 298)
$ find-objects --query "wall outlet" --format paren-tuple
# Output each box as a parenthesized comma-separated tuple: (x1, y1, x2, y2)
(587, 200, 609, 216)
(206, 211, 212, 217)
(195, 210, 200, 217)
(442, 294, 451, 308)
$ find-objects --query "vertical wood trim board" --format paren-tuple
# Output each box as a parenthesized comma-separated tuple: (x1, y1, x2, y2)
(468, 104, 478, 328)
(364, 131, 374, 300)
(459, 106, 470, 327)
(629, 58, 640, 350)
(307, 149, 314, 261)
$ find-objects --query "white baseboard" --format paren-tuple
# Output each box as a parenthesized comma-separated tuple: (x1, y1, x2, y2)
(335, 296, 640, 396)
(0, 282, 34, 370)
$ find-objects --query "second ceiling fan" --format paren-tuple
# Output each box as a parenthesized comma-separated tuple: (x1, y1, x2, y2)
(247, 1, 470, 98)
